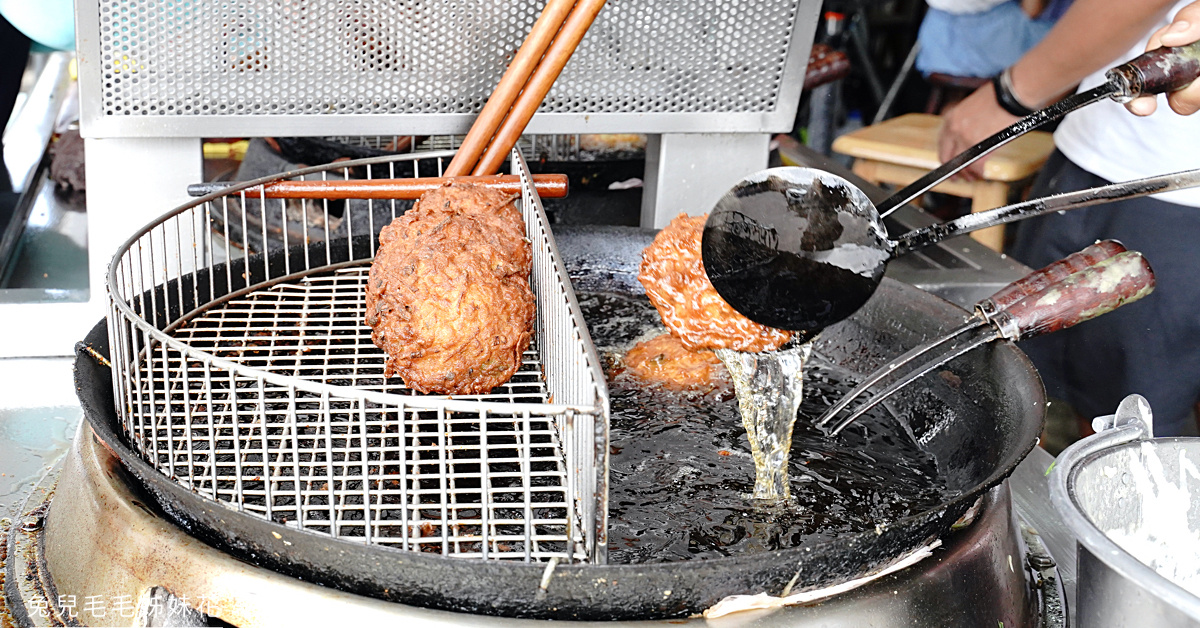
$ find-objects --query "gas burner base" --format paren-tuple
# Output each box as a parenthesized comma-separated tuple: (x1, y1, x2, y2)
(2, 422, 1064, 627)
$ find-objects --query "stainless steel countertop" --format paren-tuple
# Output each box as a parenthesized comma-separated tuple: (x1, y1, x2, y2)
(0, 357, 81, 522)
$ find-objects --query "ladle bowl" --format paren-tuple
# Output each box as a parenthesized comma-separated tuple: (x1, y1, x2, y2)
(703, 166, 1200, 336)
(701, 168, 889, 338)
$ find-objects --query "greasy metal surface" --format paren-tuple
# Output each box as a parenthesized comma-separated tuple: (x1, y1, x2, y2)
(75, 0, 818, 136)
(27, 417, 1042, 627)
(0, 358, 81, 522)
(1021, 522, 1068, 628)
(0, 172, 89, 299)
(893, 169, 1200, 256)
(1, 387, 75, 628)
(0, 357, 81, 627)
(105, 149, 609, 563)
(5, 496, 57, 628)
(1012, 446, 1078, 618)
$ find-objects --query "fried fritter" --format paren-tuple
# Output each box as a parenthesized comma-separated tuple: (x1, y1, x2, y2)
(366, 183, 534, 394)
(638, 213, 791, 352)
(624, 333, 727, 391)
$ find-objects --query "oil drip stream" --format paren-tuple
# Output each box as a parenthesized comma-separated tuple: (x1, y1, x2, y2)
(716, 344, 813, 500)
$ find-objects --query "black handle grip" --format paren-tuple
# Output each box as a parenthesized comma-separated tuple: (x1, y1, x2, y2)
(979, 240, 1126, 318)
(991, 252, 1155, 341)
(1107, 41, 1200, 100)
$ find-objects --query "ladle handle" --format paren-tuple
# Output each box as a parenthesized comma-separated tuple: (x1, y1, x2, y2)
(978, 239, 1126, 318)
(820, 242, 1131, 432)
(877, 42, 1200, 218)
(990, 252, 1155, 341)
(1107, 41, 1200, 101)
(891, 168, 1200, 257)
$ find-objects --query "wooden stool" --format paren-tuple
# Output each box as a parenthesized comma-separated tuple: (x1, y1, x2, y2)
(831, 113, 1055, 252)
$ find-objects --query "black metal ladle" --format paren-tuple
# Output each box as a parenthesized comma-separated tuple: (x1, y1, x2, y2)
(702, 42, 1200, 338)
(701, 167, 1200, 337)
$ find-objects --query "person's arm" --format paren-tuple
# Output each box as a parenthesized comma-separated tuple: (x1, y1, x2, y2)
(1127, 1, 1200, 116)
(938, 0, 1178, 179)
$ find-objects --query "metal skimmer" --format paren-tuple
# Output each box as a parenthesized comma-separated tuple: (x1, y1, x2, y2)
(106, 148, 610, 564)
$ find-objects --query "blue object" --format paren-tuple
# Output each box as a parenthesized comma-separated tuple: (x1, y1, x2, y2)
(916, 1, 1056, 78)
(0, 0, 75, 52)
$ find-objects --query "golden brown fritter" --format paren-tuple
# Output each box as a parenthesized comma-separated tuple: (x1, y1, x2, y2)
(638, 213, 791, 353)
(366, 183, 535, 394)
(624, 333, 727, 391)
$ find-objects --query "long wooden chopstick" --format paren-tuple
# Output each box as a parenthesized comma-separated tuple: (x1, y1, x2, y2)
(472, 0, 608, 176)
(186, 174, 569, 200)
(443, 0, 577, 177)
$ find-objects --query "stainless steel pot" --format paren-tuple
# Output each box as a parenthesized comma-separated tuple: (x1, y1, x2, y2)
(1051, 395, 1200, 627)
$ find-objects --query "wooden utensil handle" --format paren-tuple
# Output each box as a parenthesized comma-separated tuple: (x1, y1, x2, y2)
(443, 0, 576, 176)
(472, 0, 608, 176)
(979, 240, 1126, 317)
(187, 174, 569, 200)
(1108, 41, 1200, 100)
(992, 251, 1155, 341)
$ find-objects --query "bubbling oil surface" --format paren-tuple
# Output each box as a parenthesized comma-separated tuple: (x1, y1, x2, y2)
(579, 291, 954, 564)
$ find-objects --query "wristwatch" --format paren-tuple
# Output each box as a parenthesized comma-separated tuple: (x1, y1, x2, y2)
(993, 67, 1036, 117)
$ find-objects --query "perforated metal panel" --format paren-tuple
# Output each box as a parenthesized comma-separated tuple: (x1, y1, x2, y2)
(77, 0, 818, 136)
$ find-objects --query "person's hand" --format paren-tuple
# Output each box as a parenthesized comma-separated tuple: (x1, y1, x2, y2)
(1020, 0, 1048, 19)
(938, 82, 1021, 180)
(1126, 1, 1200, 116)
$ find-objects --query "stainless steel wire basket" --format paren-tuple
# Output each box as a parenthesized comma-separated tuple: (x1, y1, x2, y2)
(105, 148, 610, 563)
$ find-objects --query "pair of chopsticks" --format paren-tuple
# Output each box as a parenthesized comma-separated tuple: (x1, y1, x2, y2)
(444, 0, 607, 178)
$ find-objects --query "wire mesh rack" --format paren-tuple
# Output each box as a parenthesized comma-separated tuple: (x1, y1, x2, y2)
(105, 148, 610, 563)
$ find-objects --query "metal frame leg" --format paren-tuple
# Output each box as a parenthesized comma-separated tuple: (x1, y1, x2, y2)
(640, 133, 770, 229)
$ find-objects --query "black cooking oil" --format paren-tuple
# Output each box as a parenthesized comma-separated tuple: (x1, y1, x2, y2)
(577, 291, 953, 564)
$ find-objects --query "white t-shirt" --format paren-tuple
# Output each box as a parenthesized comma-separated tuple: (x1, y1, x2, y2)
(925, 0, 1010, 14)
(1054, 1, 1200, 207)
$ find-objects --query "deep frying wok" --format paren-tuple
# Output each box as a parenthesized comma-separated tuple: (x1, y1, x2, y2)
(72, 226, 1045, 621)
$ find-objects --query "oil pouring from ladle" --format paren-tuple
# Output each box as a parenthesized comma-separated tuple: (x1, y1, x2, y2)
(715, 342, 811, 501)
(713, 242, 1153, 500)
(690, 41, 1198, 504)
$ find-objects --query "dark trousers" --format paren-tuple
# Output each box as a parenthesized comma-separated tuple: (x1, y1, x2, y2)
(1009, 150, 1200, 436)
